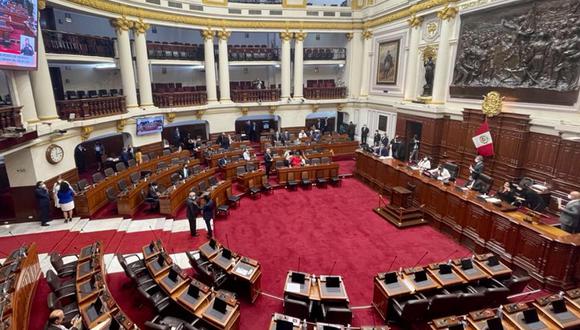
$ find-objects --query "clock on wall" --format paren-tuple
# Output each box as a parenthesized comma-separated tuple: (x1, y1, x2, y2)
(46, 144, 64, 165)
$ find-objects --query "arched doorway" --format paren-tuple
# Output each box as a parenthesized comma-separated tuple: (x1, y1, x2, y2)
(163, 120, 209, 148)
(235, 114, 281, 142)
(75, 132, 132, 174)
(305, 111, 337, 133)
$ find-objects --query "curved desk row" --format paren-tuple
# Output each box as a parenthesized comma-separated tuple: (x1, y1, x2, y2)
(75, 150, 191, 217)
(76, 241, 138, 329)
(142, 241, 241, 330)
(267, 140, 358, 158)
(219, 159, 259, 180)
(355, 151, 579, 291)
(0, 244, 40, 330)
(278, 163, 340, 186)
(204, 149, 248, 168)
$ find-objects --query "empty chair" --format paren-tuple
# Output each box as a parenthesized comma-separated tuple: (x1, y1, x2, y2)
(456, 292, 486, 315)
(104, 167, 115, 177)
(321, 302, 352, 325)
(130, 172, 141, 184)
(473, 173, 493, 194)
(192, 165, 201, 174)
(87, 90, 98, 98)
(330, 169, 341, 186)
(321, 157, 330, 164)
(115, 162, 126, 172)
(148, 152, 156, 160)
(46, 270, 77, 300)
(283, 295, 313, 320)
(49, 252, 77, 278)
(117, 179, 128, 193)
(171, 157, 180, 165)
(92, 172, 105, 184)
(163, 149, 171, 156)
(301, 172, 312, 188)
(77, 179, 89, 190)
(209, 176, 218, 186)
(483, 286, 510, 306)
(227, 188, 241, 207)
(144, 316, 198, 330)
(287, 173, 298, 190)
(105, 187, 118, 209)
(157, 162, 167, 170)
(262, 175, 273, 194)
(502, 275, 531, 295)
(45, 269, 75, 292)
(127, 159, 136, 167)
(170, 173, 180, 185)
(316, 170, 328, 187)
(311, 158, 321, 165)
(117, 254, 153, 287)
(392, 296, 429, 324)
(98, 89, 108, 97)
(198, 180, 207, 192)
(427, 294, 461, 319)
(249, 179, 261, 199)
(246, 163, 256, 172)
(236, 166, 246, 176)
(186, 251, 227, 288)
(275, 160, 285, 169)
(137, 285, 171, 314)
(468, 278, 505, 293)
(142, 154, 150, 162)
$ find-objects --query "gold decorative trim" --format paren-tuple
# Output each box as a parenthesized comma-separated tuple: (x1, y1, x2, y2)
(437, 5, 458, 21)
(268, 106, 277, 114)
(132, 18, 150, 35)
(408, 15, 423, 28)
(362, 30, 373, 40)
(202, 0, 228, 6)
(294, 31, 307, 42)
(240, 107, 249, 116)
(116, 119, 127, 132)
(311, 105, 319, 113)
(482, 91, 503, 117)
(217, 29, 231, 41)
(38, 115, 59, 120)
(80, 126, 93, 141)
(367, 0, 459, 28)
(38, 0, 46, 10)
(110, 16, 133, 32)
(201, 28, 215, 41)
(166, 112, 176, 123)
(280, 31, 294, 42)
(195, 110, 205, 119)
(336, 103, 345, 111)
(282, 0, 307, 9)
(421, 45, 437, 61)
(345, 33, 354, 41)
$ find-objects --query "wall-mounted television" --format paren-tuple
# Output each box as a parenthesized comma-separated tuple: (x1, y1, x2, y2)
(0, 0, 39, 70)
(136, 115, 164, 136)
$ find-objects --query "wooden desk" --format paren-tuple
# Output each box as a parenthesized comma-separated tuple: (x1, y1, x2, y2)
(284, 271, 314, 300)
(451, 258, 489, 282)
(534, 294, 580, 329)
(278, 163, 339, 185)
(317, 275, 349, 302)
(427, 263, 467, 287)
(565, 289, 580, 309)
(466, 308, 515, 330)
(503, 302, 559, 330)
(401, 269, 441, 293)
(75, 150, 190, 217)
(237, 169, 265, 192)
(221, 159, 259, 180)
(474, 254, 512, 278)
(283, 271, 349, 306)
(174, 278, 212, 318)
(430, 315, 476, 329)
(269, 313, 304, 330)
(355, 151, 579, 291)
(202, 293, 240, 330)
(372, 272, 413, 321)
(158, 167, 216, 217)
(263, 139, 358, 157)
(205, 149, 246, 168)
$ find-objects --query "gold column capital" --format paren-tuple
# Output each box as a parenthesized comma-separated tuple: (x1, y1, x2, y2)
(132, 18, 150, 35)
(294, 31, 307, 42)
(217, 29, 231, 41)
(437, 5, 458, 21)
(362, 30, 373, 40)
(80, 126, 93, 141)
(280, 31, 294, 42)
(116, 119, 127, 132)
(201, 28, 215, 41)
(311, 104, 319, 113)
(195, 110, 205, 119)
(408, 15, 423, 28)
(165, 112, 176, 123)
(268, 106, 277, 114)
(38, 0, 46, 10)
(110, 16, 133, 32)
(345, 32, 354, 41)
(241, 107, 249, 116)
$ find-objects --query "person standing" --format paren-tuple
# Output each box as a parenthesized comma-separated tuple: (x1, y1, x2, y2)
(361, 124, 369, 145)
(52, 177, 63, 209)
(558, 191, 580, 234)
(57, 181, 76, 223)
(202, 195, 215, 238)
(264, 148, 274, 177)
(134, 148, 143, 165)
(120, 147, 130, 167)
(74, 145, 86, 173)
(466, 155, 485, 188)
(409, 135, 420, 163)
(186, 192, 201, 237)
(94, 142, 104, 171)
(35, 181, 51, 227)
(347, 121, 356, 141)
(373, 130, 381, 146)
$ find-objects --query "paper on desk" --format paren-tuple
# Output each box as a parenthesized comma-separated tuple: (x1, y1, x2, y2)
(531, 184, 547, 191)
(234, 266, 253, 277)
(485, 197, 501, 203)
(286, 283, 302, 293)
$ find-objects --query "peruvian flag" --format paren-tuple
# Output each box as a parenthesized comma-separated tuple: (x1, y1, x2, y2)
(472, 121, 494, 156)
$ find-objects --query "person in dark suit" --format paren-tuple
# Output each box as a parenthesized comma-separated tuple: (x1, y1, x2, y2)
(373, 130, 381, 146)
(94, 142, 104, 171)
(35, 181, 51, 227)
(251, 122, 258, 142)
(202, 195, 215, 238)
(147, 182, 161, 210)
(282, 131, 291, 142)
(361, 125, 369, 145)
(244, 121, 252, 141)
(74, 145, 86, 173)
(559, 191, 580, 233)
(381, 133, 389, 148)
(272, 131, 283, 144)
(379, 145, 389, 157)
(466, 155, 484, 188)
(179, 164, 189, 180)
(120, 147, 130, 167)
(172, 127, 181, 147)
(186, 192, 201, 237)
(347, 121, 356, 141)
(20, 38, 34, 56)
(264, 148, 274, 177)
(409, 135, 420, 163)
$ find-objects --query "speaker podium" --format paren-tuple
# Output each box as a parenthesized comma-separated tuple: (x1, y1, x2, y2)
(374, 186, 426, 228)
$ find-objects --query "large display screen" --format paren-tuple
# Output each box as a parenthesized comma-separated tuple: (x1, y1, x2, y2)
(0, 0, 39, 70)
(136, 116, 164, 136)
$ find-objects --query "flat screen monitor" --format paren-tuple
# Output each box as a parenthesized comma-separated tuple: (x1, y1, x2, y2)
(187, 285, 200, 299)
(461, 258, 473, 270)
(551, 299, 567, 313)
(326, 276, 340, 288)
(213, 297, 227, 314)
(487, 255, 499, 267)
(486, 317, 504, 330)
(448, 324, 464, 330)
(209, 239, 217, 249)
(168, 268, 178, 282)
(439, 263, 452, 274)
(522, 308, 539, 324)
(222, 248, 232, 260)
(384, 272, 398, 284)
(136, 116, 164, 136)
(275, 320, 293, 330)
(290, 272, 305, 284)
(0, 0, 39, 70)
(414, 270, 427, 282)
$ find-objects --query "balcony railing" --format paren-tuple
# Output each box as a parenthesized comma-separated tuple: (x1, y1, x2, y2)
(229, 46, 280, 61)
(56, 96, 126, 120)
(304, 87, 347, 100)
(0, 106, 22, 131)
(43, 30, 115, 57)
(231, 89, 281, 103)
(304, 48, 346, 61)
(153, 91, 208, 108)
(147, 42, 204, 61)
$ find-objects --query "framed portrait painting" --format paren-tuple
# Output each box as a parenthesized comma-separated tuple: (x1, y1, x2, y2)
(376, 40, 400, 85)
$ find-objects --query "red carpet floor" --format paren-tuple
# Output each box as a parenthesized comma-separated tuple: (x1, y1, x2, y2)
(14, 177, 476, 329)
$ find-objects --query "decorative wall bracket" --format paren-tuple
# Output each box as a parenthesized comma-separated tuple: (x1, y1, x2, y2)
(80, 126, 93, 141)
(165, 112, 176, 123)
(268, 106, 277, 114)
(116, 119, 127, 132)
(311, 105, 320, 113)
(482, 91, 503, 117)
(195, 110, 205, 120)
(241, 107, 249, 116)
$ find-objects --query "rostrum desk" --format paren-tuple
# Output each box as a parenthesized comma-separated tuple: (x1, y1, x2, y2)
(75, 150, 190, 217)
(267, 140, 358, 158)
(355, 151, 580, 291)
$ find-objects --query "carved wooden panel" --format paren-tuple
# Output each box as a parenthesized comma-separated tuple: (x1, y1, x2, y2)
(512, 227, 546, 274)
(554, 139, 580, 188)
(542, 241, 578, 290)
(523, 133, 561, 178)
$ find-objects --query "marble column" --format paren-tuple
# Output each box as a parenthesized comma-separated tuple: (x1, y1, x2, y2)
(432, 6, 458, 103)
(403, 16, 423, 101)
(217, 29, 232, 103)
(29, 25, 59, 120)
(132, 19, 153, 107)
(11, 71, 39, 123)
(280, 31, 293, 100)
(359, 30, 373, 97)
(111, 17, 139, 108)
(345, 32, 362, 98)
(293, 31, 306, 99)
(202, 29, 218, 103)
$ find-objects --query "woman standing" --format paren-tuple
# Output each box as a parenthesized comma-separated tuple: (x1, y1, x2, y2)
(57, 182, 76, 223)
(35, 181, 51, 227)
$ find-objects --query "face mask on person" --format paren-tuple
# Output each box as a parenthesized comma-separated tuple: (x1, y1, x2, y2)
(569, 194, 573, 200)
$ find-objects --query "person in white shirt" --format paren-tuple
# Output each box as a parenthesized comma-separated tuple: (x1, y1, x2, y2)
(298, 130, 307, 139)
(242, 148, 251, 161)
(52, 177, 63, 209)
(417, 156, 432, 171)
(429, 165, 451, 182)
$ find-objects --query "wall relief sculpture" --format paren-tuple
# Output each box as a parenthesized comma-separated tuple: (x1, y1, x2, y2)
(450, 0, 580, 105)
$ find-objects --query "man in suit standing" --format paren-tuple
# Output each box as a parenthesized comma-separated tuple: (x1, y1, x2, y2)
(361, 124, 370, 145)
(466, 155, 484, 188)
(186, 192, 201, 237)
(559, 191, 580, 233)
(120, 147, 131, 167)
(35, 181, 51, 227)
(347, 121, 356, 141)
(264, 148, 274, 177)
(381, 133, 389, 148)
(373, 130, 381, 146)
(179, 164, 189, 180)
(282, 130, 291, 142)
(244, 121, 252, 141)
(202, 195, 215, 238)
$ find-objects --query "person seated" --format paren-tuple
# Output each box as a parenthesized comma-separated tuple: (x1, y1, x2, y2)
(429, 165, 451, 183)
(290, 151, 302, 167)
(242, 148, 251, 161)
(495, 181, 516, 204)
(298, 130, 307, 139)
(558, 191, 580, 234)
(179, 164, 189, 179)
(218, 157, 229, 167)
(46, 309, 82, 330)
(148, 182, 161, 202)
(417, 156, 432, 171)
(378, 145, 389, 157)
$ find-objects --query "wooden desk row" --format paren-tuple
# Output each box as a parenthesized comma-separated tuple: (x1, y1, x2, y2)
(75, 150, 190, 217)
(220, 159, 259, 180)
(430, 289, 580, 330)
(0, 244, 40, 330)
(265, 140, 358, 157)
(160, 175, 231, 218)
(197, 239, 263, 303)
(269, 313, 391, 330)
(158, 167, 216, 217)
(142, 240, 241, 330)
(204, 149, 251, 168)
(76, 242, 138, 329)
(273, 150, 334, 164)
(372, 254, 513, 322)
(355, 151, 580, 291)
(237, 169, 266, 192)
(284, 271, 349, 303)
(278, 163, 340, 186)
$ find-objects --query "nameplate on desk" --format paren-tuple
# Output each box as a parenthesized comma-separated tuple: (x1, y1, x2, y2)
(286, 283, 302, 294)
(233, 263, 254, 277)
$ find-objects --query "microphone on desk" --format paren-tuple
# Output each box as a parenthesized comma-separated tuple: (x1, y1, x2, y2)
(387, 255, 398, 272)
(328, 260, 337, 275)
(297, 256, 301, 273)
(225, 234, 231, 250)
(148, 225, 163, 250)
(412, 251, 429, 270)
(441, 249, 460, 264)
